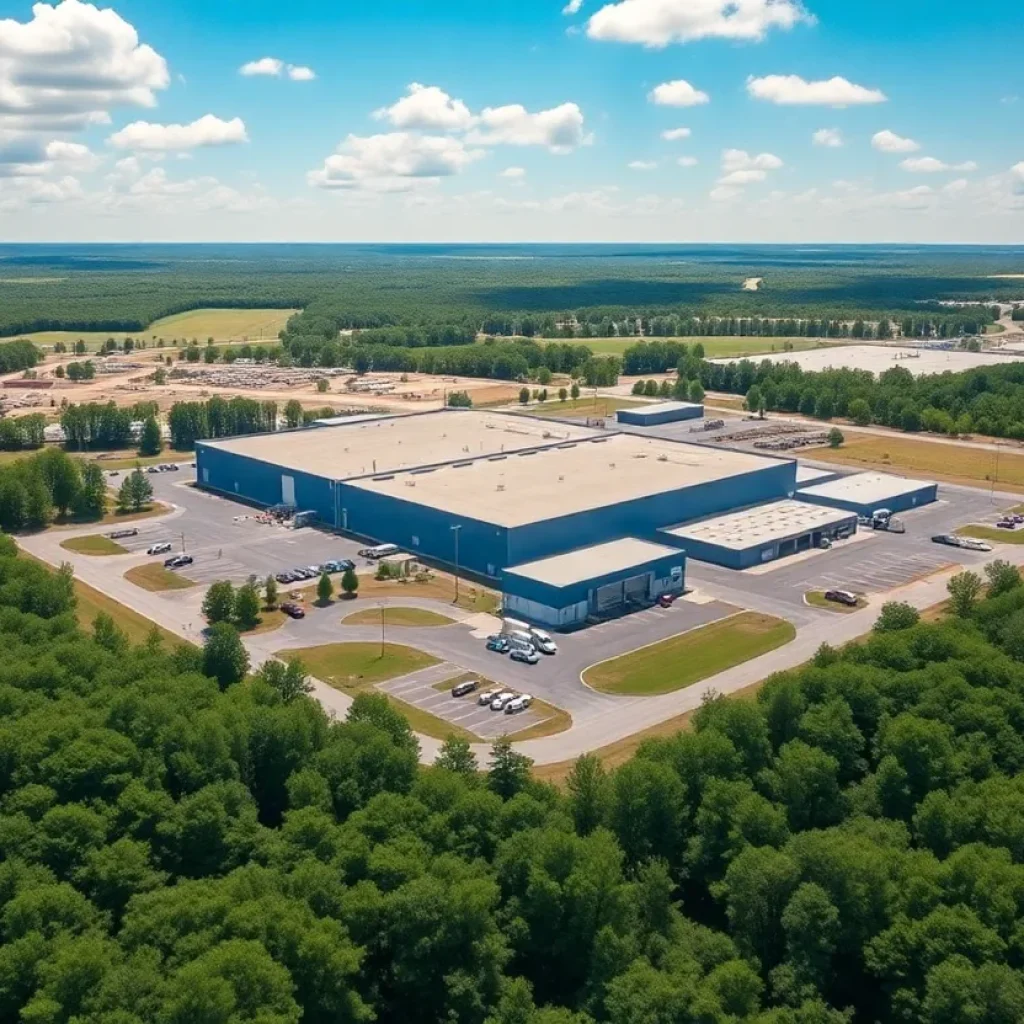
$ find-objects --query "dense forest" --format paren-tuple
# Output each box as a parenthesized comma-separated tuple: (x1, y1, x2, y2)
(1, 533, 1024, 1021)
(0, 244, 1017, 338)
(0, 448, 108, 531)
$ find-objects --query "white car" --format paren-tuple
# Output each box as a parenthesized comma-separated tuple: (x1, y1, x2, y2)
(961, 538, 993, 552)
(478, 689, 500, 706)
(490, 691, 516, 711)
(505, 694, 533, 714)
(530, 630, 557, 655)
(147, 542, 172, 555)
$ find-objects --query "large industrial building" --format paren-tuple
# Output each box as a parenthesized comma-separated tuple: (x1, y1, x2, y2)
(195, 409, 937, 627)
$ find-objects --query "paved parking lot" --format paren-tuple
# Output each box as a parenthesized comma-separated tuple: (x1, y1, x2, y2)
(796, 548, 959, 595)
(380, 663, 551, 739)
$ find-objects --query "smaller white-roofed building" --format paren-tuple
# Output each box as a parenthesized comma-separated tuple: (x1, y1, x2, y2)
(660, 499, 858, 569)
(617, 401, 704, 426)
(796, 464, 840, 486)
(798, 471, 938, 516)
(502, 538, 686, 629)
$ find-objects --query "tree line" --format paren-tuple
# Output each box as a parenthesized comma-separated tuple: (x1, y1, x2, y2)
(1, 541, 1024, 1021)
(0, 338, 40, 374)
(168, 397, 279, 449)
(0, 448, 107, 531)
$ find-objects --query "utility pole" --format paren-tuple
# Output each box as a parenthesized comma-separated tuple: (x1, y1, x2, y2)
(450, 524, 462, 605)
(380, 602, 385, 658)
(180, 531, 186, 553)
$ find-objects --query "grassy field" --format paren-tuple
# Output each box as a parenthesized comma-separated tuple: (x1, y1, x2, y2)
(50, 500, 170, 531)
(583, 611, 795, 696)
(514, 397, 645, 420)
(124, 563, 197, 591)
(342, 606, 455, 627)
(279, 642, 438, 691)
(566, 337, 839, 358)
(94, 454, 187, 471)
(958, 525, 1024, 544)
(298, 573, 499, 615)
(242, 608, 288, 635)
(820, 433, 1024, 493)
(805, 591, 868, 613)
(59, 534, 128, 556)
(3, 307, 298, 349)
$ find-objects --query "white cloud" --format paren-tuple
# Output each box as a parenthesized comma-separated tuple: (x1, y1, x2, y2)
(715, 148, 782, 191)
(872, 130, 920, 154)
(309, 132, 485, 191)
(648, 80, 709, 107)
(710, 185, 741, 202)
(628, 160, 657, 170)
(500, 166, 526, 178)
(746, 75, 886, 107)
(109, 116, 248, 152)
(0, 135, 99, 177)
(374, 83, 476, 132)
(586, 0, 812, 47)
(1013, 162, 1024, 183)
(0, 174, 83, 209)
(468, 102, 588, 153)
(661, 127, 691, 141)
(812, 128, 843, 148)
(900, 156, 978, 173)
(0, 0, 168, 133)
(239, 58, 315, 81)
(563, 0, 584, 12)
(677, 156, 698, 167)
(239, 57, 283, 77)
(943, 178, 968, 195)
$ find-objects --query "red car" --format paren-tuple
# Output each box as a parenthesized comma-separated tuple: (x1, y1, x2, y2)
(658, 593, 677, 608)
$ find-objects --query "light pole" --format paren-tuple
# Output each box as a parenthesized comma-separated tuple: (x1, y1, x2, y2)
(380, 601, 386, 658)
(450, 524, 462, 605)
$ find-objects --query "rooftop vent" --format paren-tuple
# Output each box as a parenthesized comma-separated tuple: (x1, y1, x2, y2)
(497, 484, 505, 492)
(405, 480, 416, 487)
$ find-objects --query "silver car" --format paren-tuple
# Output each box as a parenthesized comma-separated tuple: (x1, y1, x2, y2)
(490, 691, 516, 711)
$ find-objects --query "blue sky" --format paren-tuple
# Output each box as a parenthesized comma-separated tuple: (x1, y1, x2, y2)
(0, 0, 1022, 242)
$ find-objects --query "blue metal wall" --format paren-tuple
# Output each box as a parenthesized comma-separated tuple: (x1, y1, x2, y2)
(503, 548, 686, 607)
(617, 403, 704, 426)
(798, 481, 938, 517)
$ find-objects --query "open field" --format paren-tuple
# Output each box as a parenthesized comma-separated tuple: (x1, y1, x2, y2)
(124, 563, 197, 591)
(568, 337, 839, 358)
(59, 534, 128, 556)
(2, 307, 298, 349)
(280, 642, 438, 691)
(805, 591, 868, 613)
(342, 607, 455, 627)
(818, 433, 1024, 493)
(513, 396, 645, 420)
(583, 611, 795, 696)
(321, 574, 500, 615)
(958, 525, 1024, 544)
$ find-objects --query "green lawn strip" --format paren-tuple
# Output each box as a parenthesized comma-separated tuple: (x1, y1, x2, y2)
(123, 563, 197, 592)
(277, 642, 439, 691)
(343, 606, 455, 627)
(513, 397, 645, 419)
(583, 611, 796, 695)
(805, 591, 868, 614)
(59, 534, 128, 556)
(958, 525, 1024, 544)
(50, 501, 171, 531)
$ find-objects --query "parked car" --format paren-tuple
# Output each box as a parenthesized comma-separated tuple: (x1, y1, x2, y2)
(281, 602, 305, 619)
(451, 679, 479, 698)
(960, 538, 993, 552)
(505, 694, 533, 714)
(164, 554, 193, 569)
(932, 534, 962, 548)
(147, 542, 172, 555)
(510, 647, 539, 665)
(997, 520, 1016, 530)
(486, 635, 510, 653)
(477, 689, 500, 706)
(529, 629, 557, 655)
(657, 593, 676, 608)
(108, 470, 120, 477)
(490, 691, 516, 711)
(824, 589, 859, 608)
(1013, 515, 1024, 524)
(107, 528, 138, 540)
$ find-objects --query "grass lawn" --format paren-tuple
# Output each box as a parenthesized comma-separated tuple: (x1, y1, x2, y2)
(93, 453, 186, 471)
(241, 608, 288, 635)
(342, 606, 455, 627)
(819, 433, 1024, 494)
(124, 563, 197, 591)
(278, 642, 438, 691)
(514, 397, 645, 420)
(19, 551, 185, 649)
(3, 307, 298, 349)
(805, 591, 868, 613)
(958, 525, 1024, 544)
(565, 337, 838, 358)
(59, 534, 128, 556)
(50, 501, 170, 531)
(583, 611, 795, 696)
(301, 573, 499, 615)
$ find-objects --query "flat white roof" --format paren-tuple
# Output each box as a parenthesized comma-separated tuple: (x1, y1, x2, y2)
(663, 499, 856, 551)
(796, 465, 835, 484)
(624, 401, 703, 415)
(505, 537, 683, 588)
(350, 433, 789, 527)
(312, 413, 389, 427)
(201, 410, 599, 479)
(710, 344, 1024, 379)
(799, 471, 936, 505)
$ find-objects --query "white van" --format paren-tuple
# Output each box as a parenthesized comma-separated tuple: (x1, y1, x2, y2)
(529, 628, 557, 655)
(507, 630, 535, 650)
(359, 543, 400, 560)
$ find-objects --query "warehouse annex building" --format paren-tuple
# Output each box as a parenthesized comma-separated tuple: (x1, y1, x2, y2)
(195, 409, 937, 627)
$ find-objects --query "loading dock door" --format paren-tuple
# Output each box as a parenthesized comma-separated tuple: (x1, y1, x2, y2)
(594, 581, 624, 613)
(624, 574, 650, 603)
(281, 474, 296, 507)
